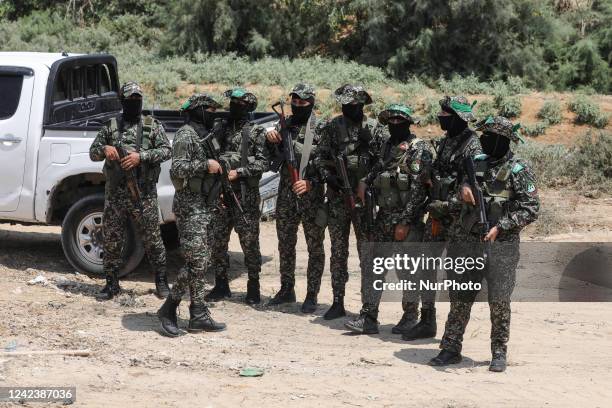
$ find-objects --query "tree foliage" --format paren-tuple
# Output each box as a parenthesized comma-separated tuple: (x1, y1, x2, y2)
(1, 0, 610, 92)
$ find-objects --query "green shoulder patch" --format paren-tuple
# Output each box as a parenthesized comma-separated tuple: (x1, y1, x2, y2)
(512, 162, 524, 174)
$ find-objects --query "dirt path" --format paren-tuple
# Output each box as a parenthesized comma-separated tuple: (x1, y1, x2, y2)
(1, 192, 611, 407)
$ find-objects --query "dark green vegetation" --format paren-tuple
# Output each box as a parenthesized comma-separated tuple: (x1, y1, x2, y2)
(2, 0, 611, 93)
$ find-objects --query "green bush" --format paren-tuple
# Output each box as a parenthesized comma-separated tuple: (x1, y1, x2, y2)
(537, 100, 563, 125)
(567, 95, 609, 128)
(522, 122, 548, 137)
(496, 95, 522, 118)
(474, 99, 497, 120)
(516, 131, 612, 194)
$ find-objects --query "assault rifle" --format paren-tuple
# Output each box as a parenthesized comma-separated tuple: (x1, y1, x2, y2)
(334, 154, 356, 214)
(271, 100, 301, 209)
(116, 144, 144, 215)
(463, 156, 492, 263)
(203, 134, 248, 224)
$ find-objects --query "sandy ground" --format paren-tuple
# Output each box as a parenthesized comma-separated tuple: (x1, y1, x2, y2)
(1, 191, 611, 408)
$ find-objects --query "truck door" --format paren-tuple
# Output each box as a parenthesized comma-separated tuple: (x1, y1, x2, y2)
(0, 67, 34, 212)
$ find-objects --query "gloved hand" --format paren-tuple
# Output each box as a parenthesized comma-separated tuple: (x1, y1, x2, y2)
(427, 200, 449, 219)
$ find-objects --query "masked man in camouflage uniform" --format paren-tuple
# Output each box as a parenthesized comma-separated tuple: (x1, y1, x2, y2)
(89, 81, 171, 300)
(430, 116, 539, 372)
(157, 94, 226, 337)
(314, 84, 386, 320)
(265, 84, 326, 313)
(344, 104, 433, 334)
(205, 88, 267, 305)
(402, 96, 482, 341)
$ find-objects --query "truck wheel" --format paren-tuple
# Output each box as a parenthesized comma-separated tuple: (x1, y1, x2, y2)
(61, 193, 144, 278)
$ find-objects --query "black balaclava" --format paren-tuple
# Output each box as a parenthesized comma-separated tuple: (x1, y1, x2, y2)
(480, 132, 510, 159)
(438, 113, 467, 137)
(291, 101, 314, 125)
(342, 103, 364, 123)
(229, 100, 249, 120)
(188, 107, 215, 130)
(122, 98, 142, 122)
(388, 120, 411, 142)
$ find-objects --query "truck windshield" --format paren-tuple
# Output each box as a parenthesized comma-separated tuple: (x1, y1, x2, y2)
(0, 75, 23, 120)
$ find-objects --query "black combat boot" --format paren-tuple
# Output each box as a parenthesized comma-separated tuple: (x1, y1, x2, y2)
(402, 308, 437, 340)
(323, 295, 346, 320)
(187, 303, 226, 332)
(155, 270, 170, 299)
(344, 307, 379, 334)
(98, 274, 121, 300)
(391, 311, 418, 335)
(245, 278, 261, 305)
(204, 277, 231, 302)
(157, 296, 181, 337)
(429, 349, 462, 366)
(301, 292, 318, 314)
(489, 350, 507, 372)
(267, 283, 296, 306)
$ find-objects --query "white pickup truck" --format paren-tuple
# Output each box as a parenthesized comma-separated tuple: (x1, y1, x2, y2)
(0, 52, 278, 277)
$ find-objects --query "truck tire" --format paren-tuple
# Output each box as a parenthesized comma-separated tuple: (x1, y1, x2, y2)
(61, 193, 144, 278)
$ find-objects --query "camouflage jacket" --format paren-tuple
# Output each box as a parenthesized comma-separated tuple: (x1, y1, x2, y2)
(458, 152, 540, 240)
(266, 114, 324, 210)
(367, 135, 433, 225)
(313, 115, 387, 192)
(210, 118, 268, 190)
(89, 115, 171, 191)
(170, 122, 222, 212)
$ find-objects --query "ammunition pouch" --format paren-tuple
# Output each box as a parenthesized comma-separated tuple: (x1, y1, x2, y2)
(430, 174, 456, 201)
(346, 154, 369, 188)
(373, 172, 411, 210)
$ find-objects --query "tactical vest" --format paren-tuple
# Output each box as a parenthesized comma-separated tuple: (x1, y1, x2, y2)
(170, 124, 218, 197)
(461, 154, 517, 233)
(337, 117, 372, 188)
(430, 131, 476, 201)
(216, 120, 260, 188)
(372, 138, 421, 210)
(105, 115, 160, 190)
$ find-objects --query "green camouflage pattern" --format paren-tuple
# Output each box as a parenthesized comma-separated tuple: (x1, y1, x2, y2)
(207, 119, 268, 281)
(102, 188, 167, 283)
(223, 87, 258, 111)
(439, 95, 477, 122)
(90, 117, 171, 191)
(180, 93, 222, 111)
(359, 134, 432, 319)
(475, 115, 524, 143)
(290, 83, 316, 100)
(439, 150, 539, 356)
(334, 84, 372, 105)
(267, 115, 326, 293)
(378, 103, 418, 125)
(119, 81, 143, 98)
(312, 114, 386, 297)
(167, 122, 217, 305)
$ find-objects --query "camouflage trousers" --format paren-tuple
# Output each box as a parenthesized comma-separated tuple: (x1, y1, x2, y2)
(103, 186, 166, 277)
(360, 212, 423, 319)
(440, 238, 520, 355)
(327, 194, 368, 298)
(275, 184, 325, 294)
(169, 192, 212, 305)
(208, 187, 262, 281)
(416, 215, 451, 309)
